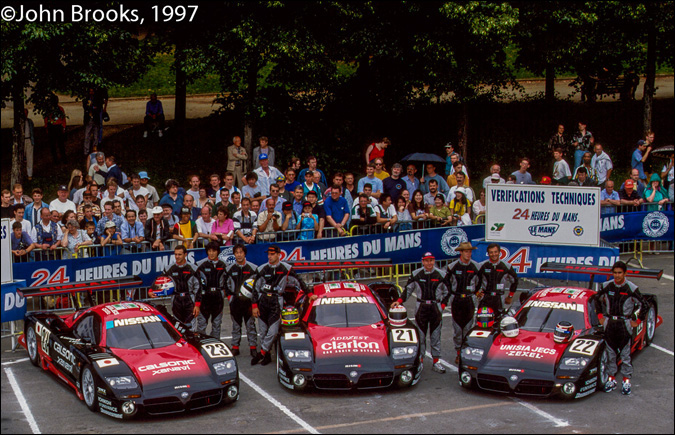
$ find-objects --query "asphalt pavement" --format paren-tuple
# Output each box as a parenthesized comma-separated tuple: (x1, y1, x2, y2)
(1, 253, 673, 434)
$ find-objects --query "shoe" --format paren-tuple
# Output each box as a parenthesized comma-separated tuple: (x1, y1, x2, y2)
(604, 377, 617, 393)
(432, 362, 446, 374)
(250, 348, 258, 358)
(621, 379, 631, 395)
(251, 353, 263, 366)
(260, 353, 272, 366)
(143, 131, 148, 138)
(231, 347, 240, 356)
(158, 130, 163, 138)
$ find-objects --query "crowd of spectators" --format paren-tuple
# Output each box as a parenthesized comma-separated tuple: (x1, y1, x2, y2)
(5, 119, 674, 261)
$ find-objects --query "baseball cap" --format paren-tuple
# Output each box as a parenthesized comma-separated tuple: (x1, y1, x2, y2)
(276, 175, 286, 182)
(267, 245, 281, 253)
(637, 140, 646, 147)
(444, 143, 453, 149)
(491, 173, 500, 180)
(392, 163, 402, 169)
(105, 220, 116, 228)
(151, 206, 163, 215)
(259, 153, 268, 160)
(138, 171, 150, 179)
(422, 252, 435, 260)
(541, 176, 552, 185)
(282, 202, 292, 211)
(58, 185, 68, 191)
(302, 201, 312, 208)
(625, 179, 634, 189)
(180, 207, 191, 215)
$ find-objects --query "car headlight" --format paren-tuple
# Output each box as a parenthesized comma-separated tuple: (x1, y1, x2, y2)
(392, 346, 417, 359)
(560, 357, 590, 369)
(462, 347, 484, 362)
(105, 376, 138, 390)
(284, 349, 312, 362)
(213, 361, 237, 376)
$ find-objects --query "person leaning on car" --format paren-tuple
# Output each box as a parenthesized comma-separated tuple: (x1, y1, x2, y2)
(391, 252, 449, 374)
(160, 245, 201, 330)
(595, 261, 648, 396)
(445, 242, 482, 364)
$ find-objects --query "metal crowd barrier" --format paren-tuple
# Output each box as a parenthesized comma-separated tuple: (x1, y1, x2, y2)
(600, 200, 673, 215)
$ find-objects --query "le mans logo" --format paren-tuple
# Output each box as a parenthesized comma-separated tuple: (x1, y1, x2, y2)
(528, 223, 560, 238)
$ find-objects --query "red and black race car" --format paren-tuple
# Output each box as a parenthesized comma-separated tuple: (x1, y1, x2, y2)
(18, 279, 239, 419)
(276, 280, 423, 391)
(458, 263, 663, 399)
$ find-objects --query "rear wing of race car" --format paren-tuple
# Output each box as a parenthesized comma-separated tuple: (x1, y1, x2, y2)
(288, 259, 392, 271)
(18, 276, 143, 308)
(540, 262, 663, 289)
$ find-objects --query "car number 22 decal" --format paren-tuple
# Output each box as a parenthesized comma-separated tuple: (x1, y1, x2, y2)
(393, 328, 417, 343)
(569, 339, 600, 356)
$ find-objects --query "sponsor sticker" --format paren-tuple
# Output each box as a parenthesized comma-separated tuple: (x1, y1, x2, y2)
(319, 336, 382, 355)
(106, 315, 164, 329)
(524, 300, 584, 312)
(138, 359, 196, 376)
(284, 332, 305, 340)
(318, 296, 368, 305)
(500, 344, 556, 359)
(95, 358, 120, 368)
(469, 330, 491, 338)
(528, 223, 560, 238)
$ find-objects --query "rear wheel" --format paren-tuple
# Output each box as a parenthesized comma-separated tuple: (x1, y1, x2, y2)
(644, 305, 656, 346)
(26, 325, 40, 367)
(81, 366, 98, 412)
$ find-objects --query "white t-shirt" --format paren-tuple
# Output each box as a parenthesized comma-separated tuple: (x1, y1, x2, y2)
(663, 164, 674, 183)
(49, 198, 76, 215)
(376, 204, 397, 219)
(553, 160, 572, 180)
(124, 186, 150, 212)
(196, 217, 214, 235)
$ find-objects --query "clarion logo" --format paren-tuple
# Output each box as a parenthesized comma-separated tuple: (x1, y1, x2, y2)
(528, 224, 560, 238)
(320, 341, 380, 352)
(319, 297, 368, 305)
(113, 315, 161, 327)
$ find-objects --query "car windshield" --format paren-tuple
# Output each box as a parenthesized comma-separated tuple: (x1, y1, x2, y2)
(516, 307, 586, 333)
(309, 302, 383, 328)
(106, 321, 181, 350)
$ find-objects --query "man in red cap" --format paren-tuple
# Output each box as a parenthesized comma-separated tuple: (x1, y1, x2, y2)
(392, 252, 449, 374)
(619, 179, 643, 211)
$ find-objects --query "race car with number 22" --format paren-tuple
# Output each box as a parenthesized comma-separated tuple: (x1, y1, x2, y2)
(20, 293, 239, 419)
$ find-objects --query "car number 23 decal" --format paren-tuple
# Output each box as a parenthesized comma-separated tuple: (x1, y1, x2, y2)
(393, 328, 417, 343)
(569, 339, 600, 356)
(203, 342, 232, 358)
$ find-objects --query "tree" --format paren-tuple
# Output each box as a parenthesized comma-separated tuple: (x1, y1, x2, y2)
(1, 19, 154, 185)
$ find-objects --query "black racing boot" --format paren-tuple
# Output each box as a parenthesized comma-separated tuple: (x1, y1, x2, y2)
(260, 352, 272, 366)
(251, 353, 264, 366)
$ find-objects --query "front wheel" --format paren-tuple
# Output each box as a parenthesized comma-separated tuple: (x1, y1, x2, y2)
(644, 305, 656, 346)
(26, 325, 40, 367)
(596, 346, 609, 391)
(81, 366, 99, 412)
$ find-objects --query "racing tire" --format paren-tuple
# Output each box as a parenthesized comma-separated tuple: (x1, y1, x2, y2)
(26, 324, 40, 367)
(644, 305, 656, 346)
(81, 366, 99, 412)
(596, 346, 609, 392)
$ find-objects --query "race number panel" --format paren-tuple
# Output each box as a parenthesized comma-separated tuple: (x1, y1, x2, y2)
(203, 342, 232, 358)
(569, 339, 600, 356)
(393, 328, 417, 343)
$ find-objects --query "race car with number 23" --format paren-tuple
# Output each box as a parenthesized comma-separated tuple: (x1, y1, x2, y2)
(20, 289, 239, 419)
(276, 279, 423, 392)
(458, 263, 662, 399)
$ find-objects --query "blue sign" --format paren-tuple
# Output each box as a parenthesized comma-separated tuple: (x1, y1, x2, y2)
(600, 211, 674, 243)
(1, 280, 27, 323)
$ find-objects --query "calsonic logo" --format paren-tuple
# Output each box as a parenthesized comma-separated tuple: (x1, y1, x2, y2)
(318, 296, 368, 305)
(524, 300, 584, 312)
(528, 223, 560, 238)
(110, 315, 162, 328)
(53, 341, 75, 364)
(320, 336, 381, 355)
(138, 359, 196, 376)
(500, 345, 556, 359)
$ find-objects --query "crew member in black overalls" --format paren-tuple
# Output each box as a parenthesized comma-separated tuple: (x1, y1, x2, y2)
(595, 261, 648, 396)
(391, 252, 449, 374)
(162, 245, 201, 329)
(251, 245, 307, 366)
(477, 243, 518, 317)
(446, 242, 481, 364)
(225, 243, 258, 357)
(195, 242, 227, 338)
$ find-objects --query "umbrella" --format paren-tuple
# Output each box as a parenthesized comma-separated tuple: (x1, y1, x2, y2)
(400, 153, 446, 178)
(650, 145, 674, 159)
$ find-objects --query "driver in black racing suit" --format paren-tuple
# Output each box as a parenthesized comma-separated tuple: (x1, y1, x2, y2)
(195, 242, 227, 338)
(251, 245, 308, 366)
(595, 261, 648, 396)
(477, 243, 518, 317)
(162, 245, 201, 330)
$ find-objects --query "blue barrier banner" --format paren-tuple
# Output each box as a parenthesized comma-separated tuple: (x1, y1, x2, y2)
(473, 242, 620, 283)
(600, 210, 674, 243)
(1, 280, 27, 323)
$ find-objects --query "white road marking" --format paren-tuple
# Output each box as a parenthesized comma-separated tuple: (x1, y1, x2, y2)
(238, 372, 319, 434)
(423, 352, 569, 428)
(510, 397, 569, 428)
(1, 358, 29, 366)
(4, 367, 41, 434)
(661, 274, 674, 281)
(651, 344, 675, 356)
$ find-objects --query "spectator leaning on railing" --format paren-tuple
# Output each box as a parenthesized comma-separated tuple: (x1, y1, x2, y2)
(643, 174, 669, 211)
(600, 180, 621, 214)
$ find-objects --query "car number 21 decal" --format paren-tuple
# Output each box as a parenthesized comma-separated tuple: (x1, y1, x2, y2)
(569, 339, 600, 356)
(393, 328, 417, 343)
(203, 342, 232, 358)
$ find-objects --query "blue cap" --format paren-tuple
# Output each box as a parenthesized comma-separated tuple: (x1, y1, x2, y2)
(259, 153, 268, 160)
(138, 171, 150, 179)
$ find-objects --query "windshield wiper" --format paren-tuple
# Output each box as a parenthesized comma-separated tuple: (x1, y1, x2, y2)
(539, 310, 554, 332)
(140, 325, 155, 349)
